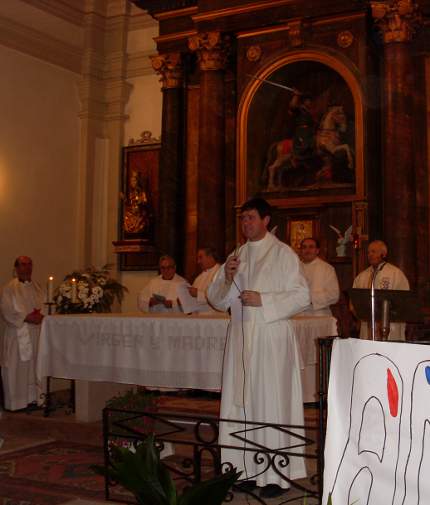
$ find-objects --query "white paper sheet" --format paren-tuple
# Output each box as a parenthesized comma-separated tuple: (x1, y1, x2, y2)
(323, 338, 430, 505)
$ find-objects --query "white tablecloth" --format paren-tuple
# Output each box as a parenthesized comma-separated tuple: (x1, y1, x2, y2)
(36, 312, 337, 391)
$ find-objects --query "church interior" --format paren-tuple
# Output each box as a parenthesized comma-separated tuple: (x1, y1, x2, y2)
(1, 0, 430, 503)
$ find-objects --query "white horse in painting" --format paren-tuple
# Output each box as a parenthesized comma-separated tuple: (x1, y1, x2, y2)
(263, 104, 353, 191)
(316, 105, 354, 170)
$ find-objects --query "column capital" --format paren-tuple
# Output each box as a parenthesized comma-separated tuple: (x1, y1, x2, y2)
(371, 0, 422, 43)
(150, 52, 183, 89)
(188, 31, 230, 71)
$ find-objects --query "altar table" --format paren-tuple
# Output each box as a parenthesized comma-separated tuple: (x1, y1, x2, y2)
(36, 312, 337, 418)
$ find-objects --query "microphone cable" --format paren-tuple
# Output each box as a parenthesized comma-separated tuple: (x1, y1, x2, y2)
(234, 244, 251, 502)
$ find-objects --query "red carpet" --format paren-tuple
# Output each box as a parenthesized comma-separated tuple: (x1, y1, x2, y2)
(0, 440, 121, 504)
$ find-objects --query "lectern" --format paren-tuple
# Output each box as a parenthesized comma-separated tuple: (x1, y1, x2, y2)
(349, 288, 422, 340)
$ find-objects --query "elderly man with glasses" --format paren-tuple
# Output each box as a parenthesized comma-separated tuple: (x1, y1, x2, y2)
(137, 255, 187, 313)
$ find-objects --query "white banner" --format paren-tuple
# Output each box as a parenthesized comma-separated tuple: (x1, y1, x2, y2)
(323, 338, 430, 505)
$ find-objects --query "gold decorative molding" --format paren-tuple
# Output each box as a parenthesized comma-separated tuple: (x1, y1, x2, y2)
(188, 31, 230, 71)
(337, 30, 354, 48)
(192, 0, 295, 23)
(150, 52, 183, 88)
(288, 19, 303, 47)
(371, 0, 422, 43)
(237, 24, 289, 39)
(128, 130, 161, 145)
(154, 29, 197, 45)
(246, 45, 262, 62)
(154, 6, 198, 20)
(312, 11, 365, 26)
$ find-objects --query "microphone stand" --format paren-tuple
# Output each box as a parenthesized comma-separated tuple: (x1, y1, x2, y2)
(370, 262, 386, 340)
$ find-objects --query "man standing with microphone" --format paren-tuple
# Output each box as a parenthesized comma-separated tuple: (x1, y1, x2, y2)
(208, 197, 310, 499)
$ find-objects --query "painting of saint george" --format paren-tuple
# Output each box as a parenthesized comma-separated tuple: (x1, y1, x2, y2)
(245, 60, 359, 202)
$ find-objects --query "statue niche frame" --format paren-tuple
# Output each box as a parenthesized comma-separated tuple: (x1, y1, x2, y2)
(237, 51, 365, 208)
(113, 138, 161, 271)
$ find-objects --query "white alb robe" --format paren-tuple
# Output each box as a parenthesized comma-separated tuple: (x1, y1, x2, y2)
(0, 278, 44, 410)
(191, 263, 220, 313)
(300, 257, 340, 316)
(207, 232, 310, 489)
(137, 274, 187, 313)
(352, 262, 410, 340)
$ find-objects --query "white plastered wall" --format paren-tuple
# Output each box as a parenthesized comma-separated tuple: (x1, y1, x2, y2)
(120, 22, 163, 313)
(0, 1, 164, 314)
(0, 44, 80, 297)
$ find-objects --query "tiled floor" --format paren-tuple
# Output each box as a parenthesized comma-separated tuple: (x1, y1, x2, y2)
(0, 404, 320, 505)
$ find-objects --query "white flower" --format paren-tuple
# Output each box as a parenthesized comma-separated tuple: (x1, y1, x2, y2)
(92, 286, 103, 298)
(59, 283, 71, 296)
(78, 291, 88, 302)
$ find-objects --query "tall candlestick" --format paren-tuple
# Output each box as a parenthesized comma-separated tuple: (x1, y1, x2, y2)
(71, 278, 77, 303)
(47, 276, 54, 303)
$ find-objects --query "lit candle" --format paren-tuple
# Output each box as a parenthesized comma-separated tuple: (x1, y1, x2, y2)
(71, 278, 77, 303)
(47, 276, 54, 303)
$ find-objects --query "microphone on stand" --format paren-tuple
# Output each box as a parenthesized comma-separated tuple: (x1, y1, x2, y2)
(381, 299, 391, 341)
(370, 261, 386, 340)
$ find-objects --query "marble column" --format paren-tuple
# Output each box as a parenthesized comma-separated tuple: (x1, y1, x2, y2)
(371, 0, 421, 286)
(151, 53, 184, 265)
(189, 32, 230, 259)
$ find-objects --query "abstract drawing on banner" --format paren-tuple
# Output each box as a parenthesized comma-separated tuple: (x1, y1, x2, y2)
(323, 338, 430, 505)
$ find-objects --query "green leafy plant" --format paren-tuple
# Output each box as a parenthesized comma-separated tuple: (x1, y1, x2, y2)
(106, 388, 158, 446)
(92, 434, 241, 505)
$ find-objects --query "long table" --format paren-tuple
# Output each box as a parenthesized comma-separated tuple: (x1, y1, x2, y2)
(36, 312, 337, 416)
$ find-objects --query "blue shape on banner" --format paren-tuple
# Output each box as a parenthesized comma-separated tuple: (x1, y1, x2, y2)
(425, 366, 430, 385)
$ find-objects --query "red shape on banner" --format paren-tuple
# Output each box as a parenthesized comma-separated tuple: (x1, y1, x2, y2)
(387, 368, 399, 417)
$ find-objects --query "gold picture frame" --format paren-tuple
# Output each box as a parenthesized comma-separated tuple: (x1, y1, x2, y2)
(286, 217, 320, 253)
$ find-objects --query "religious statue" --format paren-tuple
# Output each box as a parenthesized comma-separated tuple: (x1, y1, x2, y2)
(122, 170, 151, 235)
(329, 224, 353, 257)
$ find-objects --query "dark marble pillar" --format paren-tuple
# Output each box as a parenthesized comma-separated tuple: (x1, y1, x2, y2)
(372, 0, 421, 287)
(189, 32, 230, 260)
(151, 53, 184, 266)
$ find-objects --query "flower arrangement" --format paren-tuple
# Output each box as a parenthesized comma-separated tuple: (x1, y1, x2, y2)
(54, 264, 128, 314)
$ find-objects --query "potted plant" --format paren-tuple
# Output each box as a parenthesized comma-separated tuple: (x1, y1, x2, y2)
(92, 434, 241, 505)
(106, 387, 158, 450)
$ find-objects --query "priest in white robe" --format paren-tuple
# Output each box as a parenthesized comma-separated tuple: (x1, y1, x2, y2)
(352, 240, 409, 340)
(188, 247, 220, 313)
(137, 255, 187, 313)
(207, 198, 310, 499)
(299, 237, 340, 316)
(0, 256, 44, 411)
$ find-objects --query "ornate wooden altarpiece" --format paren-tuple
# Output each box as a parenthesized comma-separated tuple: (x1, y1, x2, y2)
(130, 0, 430, 322)
(113, 131, 161, 270)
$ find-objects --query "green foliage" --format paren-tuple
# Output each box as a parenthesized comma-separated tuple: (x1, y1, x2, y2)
(91, 434, 241, 505)
(106, 388, 158, 438)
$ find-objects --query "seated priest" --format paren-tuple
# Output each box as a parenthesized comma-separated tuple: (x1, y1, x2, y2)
(137, 255, 187, 313)
(0, 256, 44, 411)
(187, 247, 221, 313)
(299, 237, 340, 316)
(352, 240, 410, 340)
